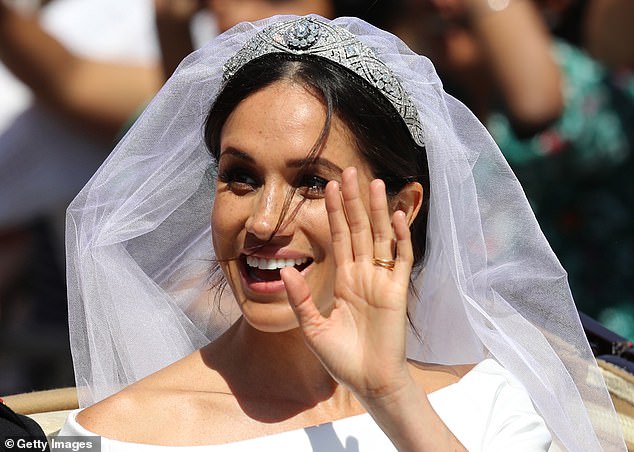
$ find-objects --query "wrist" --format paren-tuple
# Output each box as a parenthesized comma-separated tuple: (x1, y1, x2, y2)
(358, 375, 463, 451)
(357, 370, 419, 410)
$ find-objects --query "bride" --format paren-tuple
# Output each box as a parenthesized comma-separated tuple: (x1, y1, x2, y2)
(59, 15, 624, 451)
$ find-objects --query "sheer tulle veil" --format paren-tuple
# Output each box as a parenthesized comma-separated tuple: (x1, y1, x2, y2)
(65, 15, 625, 451)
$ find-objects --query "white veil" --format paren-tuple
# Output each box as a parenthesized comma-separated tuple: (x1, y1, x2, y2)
(65, 15, 625, 451)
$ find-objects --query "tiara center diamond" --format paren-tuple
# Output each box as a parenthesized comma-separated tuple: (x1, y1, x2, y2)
(285, 19, 320, 50)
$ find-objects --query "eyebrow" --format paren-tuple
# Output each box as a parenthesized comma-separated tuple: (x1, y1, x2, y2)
(287, 157, 343, 174)
(218, 148, 255, 164)
(220, 148, 343, 174)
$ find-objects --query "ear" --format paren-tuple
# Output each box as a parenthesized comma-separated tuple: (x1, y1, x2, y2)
(390, 182, 424, 227)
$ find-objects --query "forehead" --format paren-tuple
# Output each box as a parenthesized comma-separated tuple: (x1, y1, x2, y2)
(219, 81, 363, 165)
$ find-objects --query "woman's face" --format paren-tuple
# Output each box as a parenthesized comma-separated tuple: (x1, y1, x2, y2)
(211, 80, 374, 333)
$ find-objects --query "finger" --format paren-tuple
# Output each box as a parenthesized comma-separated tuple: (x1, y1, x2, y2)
(281, 266, 326, 340)
(369, 179, 394, 261)
(392, 210, 414, 278)
(325, 180, 353, 265)
(341, 167, 373, 261)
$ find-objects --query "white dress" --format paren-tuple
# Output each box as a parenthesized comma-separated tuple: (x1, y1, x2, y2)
(58, 359, 551, 451)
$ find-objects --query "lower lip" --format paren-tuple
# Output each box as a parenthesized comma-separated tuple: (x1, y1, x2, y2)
(239, 259, 313, 295)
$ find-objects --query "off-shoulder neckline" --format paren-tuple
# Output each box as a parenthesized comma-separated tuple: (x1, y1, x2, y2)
(66, 358, 503, 448)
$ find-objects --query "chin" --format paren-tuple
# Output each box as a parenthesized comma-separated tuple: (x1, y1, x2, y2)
(239, 300, 301, 333)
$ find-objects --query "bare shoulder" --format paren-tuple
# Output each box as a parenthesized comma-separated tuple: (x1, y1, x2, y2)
(407, 359, 478, 394)
(76, 384, 159, 439)
(75, 350, 233, 445)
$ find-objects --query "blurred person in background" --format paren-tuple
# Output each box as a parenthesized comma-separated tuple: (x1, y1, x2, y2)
(537, 0, 634, 71)
(391, 0, 634, 339)
(154, 0, 402, 82)
(0, 0, 161, 395)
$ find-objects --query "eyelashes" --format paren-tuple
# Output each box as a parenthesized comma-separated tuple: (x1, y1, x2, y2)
(218, 167, 259, 194)
(297, 174, 328, 198)
(217, 165, 330, 199)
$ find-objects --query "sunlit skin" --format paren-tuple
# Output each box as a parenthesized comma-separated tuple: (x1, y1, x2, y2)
(211, 78, 441, 416)
(75, 78, 469, 450)
(206, 80, 467, 450)
(212, 80, 376, 333)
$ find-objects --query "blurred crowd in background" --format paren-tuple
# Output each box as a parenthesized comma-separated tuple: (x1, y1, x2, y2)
(1, 0, 632, 396)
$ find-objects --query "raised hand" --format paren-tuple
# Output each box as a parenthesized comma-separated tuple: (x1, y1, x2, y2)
(281, 167, 415, 400)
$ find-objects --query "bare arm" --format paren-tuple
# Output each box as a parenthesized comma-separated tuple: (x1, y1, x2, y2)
(465, 0, 563, 134)
(584, 0, 634, 70)
(0, 3, 162, 139)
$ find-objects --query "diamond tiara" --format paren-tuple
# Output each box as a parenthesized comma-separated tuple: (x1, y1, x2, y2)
(223, 17, 425, 147)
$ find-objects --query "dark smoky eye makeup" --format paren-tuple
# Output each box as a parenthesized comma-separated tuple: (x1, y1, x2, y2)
(292, 159, 343, 199)
(216, 150, 345, 199)
(295, 173, 330, 199)
(217, 161, 261, 193)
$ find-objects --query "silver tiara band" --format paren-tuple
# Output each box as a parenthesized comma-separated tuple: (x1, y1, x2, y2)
(223, 17, 425, 147)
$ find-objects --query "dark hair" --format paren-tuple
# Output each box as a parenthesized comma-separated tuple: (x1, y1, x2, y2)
(205, 52, 430, 266)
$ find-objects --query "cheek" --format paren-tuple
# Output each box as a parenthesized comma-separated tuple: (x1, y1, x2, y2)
(211, 193, 245, 256)
(297, 203, 336, 298)
(298, 202, 333, 263)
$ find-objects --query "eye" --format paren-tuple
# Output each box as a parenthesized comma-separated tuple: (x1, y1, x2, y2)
(297, 174, 329, 199)
(218, 167, 260, 194)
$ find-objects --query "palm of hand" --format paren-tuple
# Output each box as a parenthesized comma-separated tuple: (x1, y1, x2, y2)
(281, 167, 415, 399)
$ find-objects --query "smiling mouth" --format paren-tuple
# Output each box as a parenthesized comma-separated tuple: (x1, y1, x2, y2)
(242, 255, 313, 283)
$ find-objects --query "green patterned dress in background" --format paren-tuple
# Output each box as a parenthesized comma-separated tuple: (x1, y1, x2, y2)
(489, 40, 634, 340)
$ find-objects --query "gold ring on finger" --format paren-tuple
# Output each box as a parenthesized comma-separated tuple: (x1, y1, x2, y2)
(372, 257, 395, 271)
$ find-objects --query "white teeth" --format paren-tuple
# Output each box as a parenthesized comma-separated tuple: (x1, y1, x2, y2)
(246, 256, 308, 270)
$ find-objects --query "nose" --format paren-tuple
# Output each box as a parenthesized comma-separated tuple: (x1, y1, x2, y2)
(245, 183, 294, 241)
